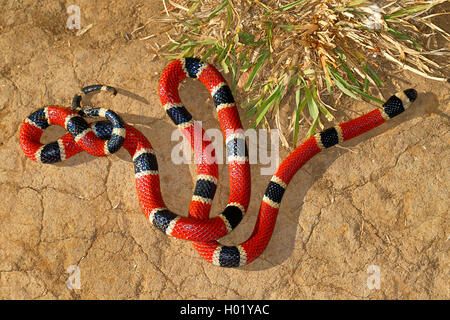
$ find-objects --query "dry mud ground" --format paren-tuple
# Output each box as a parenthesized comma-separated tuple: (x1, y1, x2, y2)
(0, 1, 449, 299)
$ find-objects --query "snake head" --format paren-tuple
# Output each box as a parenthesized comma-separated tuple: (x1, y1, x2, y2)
(72, 84, 117, 110)
(403, 88, 418, 102)
(382, 88, 418, 119)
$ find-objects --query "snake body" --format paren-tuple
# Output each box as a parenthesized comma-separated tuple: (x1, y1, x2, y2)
(19, 58, 417, 267)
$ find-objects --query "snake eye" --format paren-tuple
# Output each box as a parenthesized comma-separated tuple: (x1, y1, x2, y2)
(403, 88, 418, 102)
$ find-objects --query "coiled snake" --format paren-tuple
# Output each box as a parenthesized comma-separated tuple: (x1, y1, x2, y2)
(19, 58, 417, 267)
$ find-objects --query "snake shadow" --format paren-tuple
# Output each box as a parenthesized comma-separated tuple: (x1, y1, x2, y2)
(239, 90, 440, 271)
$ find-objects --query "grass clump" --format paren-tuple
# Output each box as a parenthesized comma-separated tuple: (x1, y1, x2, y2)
(155, 0, 448, 147)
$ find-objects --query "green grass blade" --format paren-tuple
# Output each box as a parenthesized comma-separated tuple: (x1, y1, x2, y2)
(221, 59, 229, 73)
(187, 2, 200, 15)
(387, 27, 423, 50)
(304, 84, 319, 120)
(293, 80, 307, 146)
(327, 66, 361, 100)
(364, 63, 384, 86)
(230, 57, 238, 94)
(201, 45, 217, 61)
(363, 77, 369, 93)
(226, 3, 233, 33)
(217, 39, 233, 62)
(384, 4, 432, 20)
(349, 0, 367, 6)
(306, 116, 320, 138)
(349, 85, 384, 104)
(279, 24, 295, 31)
(278, 0, 306, 12)
(238, 31, 255, 44)
(244, 50, 270, 91)
(262, 21, 273, 51)
(254, 83, 283, 126)
(207, 0, 229, 21)
(338, 61, 360, 87)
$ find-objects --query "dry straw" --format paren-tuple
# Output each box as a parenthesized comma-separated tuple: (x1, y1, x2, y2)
(153, 0, 448, 147)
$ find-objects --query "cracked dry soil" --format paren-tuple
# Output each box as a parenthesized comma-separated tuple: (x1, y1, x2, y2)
(0, 1, 449, 299)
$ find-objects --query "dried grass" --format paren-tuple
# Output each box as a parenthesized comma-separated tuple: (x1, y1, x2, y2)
(151, 0, 448, 147)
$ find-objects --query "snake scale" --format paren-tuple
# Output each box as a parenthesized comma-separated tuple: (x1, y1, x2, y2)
(19, 58, 418, 267)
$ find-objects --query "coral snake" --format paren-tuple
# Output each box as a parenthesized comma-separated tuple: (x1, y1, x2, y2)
(19, 58, 417, 267)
